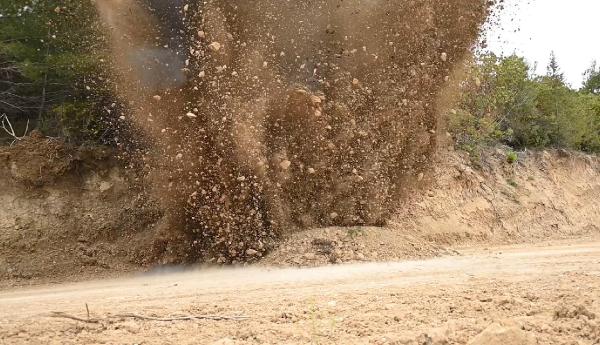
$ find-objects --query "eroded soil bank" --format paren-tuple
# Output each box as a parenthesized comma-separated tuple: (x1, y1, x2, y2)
(1, 137, 599, 287)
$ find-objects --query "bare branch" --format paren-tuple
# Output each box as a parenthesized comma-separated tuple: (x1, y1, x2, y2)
(1, 114, 29, 145)
(0, 100, 25, 112)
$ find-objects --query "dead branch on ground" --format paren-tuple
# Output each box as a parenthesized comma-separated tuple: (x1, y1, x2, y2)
(49, 311, 249, 323)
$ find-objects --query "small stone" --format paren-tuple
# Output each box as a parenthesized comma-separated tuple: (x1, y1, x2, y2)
(308, 168, 316, 174)
(152, 95, 162, 101)
(186, 112, 197, 119)
(310, 95, 322, 104)
(279, 160, 291, 170)
(330, 212, 339, 219)
(208, 42, 221, 52)
(197, 30, 206, 38)
(352, 78, 360, 86)
(198, 71, 206, 78)
(440, 52, 448, 62)
(245, 249, 258, 256)
(175, 153, 183, 159)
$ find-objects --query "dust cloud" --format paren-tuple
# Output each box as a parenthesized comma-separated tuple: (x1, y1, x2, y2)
(95, 0, 494, 263)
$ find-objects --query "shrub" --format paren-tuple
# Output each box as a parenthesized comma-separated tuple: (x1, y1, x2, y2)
(506, 151, 518, 164)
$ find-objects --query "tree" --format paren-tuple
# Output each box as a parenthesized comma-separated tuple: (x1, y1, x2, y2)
(450, 53, 600, 154)
(0, 0, 110, 142)
(582, 61, 600, 95)
(546, 51, 565, 83)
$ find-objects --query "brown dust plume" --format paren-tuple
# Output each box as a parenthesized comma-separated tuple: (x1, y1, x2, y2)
(95, 0, 494, 263)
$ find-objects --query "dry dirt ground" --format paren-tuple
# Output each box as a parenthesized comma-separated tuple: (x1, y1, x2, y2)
(1, 240, 599, 345)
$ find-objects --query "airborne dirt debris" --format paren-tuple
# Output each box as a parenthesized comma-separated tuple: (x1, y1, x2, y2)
(94, 0, 494, 263)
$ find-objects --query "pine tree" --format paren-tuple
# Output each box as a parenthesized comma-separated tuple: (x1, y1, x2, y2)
(546, 51, 565, 83)
(0, 0, 109, 141)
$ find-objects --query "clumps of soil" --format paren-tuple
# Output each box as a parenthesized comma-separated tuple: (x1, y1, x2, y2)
(96, 0, 495, 263)
(0, 131, 110, 187)
(261, 227, 449, 267)
(554, 304, 597, 321)
(467, 321, 537, 345)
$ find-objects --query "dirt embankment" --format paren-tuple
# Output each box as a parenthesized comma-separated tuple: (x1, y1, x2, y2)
(263, 146, 600, 266)
(1, 137, 599, 287)
(0, 136, 162, 287)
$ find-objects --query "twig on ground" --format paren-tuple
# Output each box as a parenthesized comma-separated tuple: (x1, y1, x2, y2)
(50, 312, 100, 324)
(114, 313, 250, 321)
(49, 311, 249, 323)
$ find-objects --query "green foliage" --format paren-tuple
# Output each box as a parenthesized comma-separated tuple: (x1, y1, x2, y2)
(449, 53, 600, 155)
(448, 108, 508, 161)
(0, 0, 110, 142)
(51, 101, 105, 141)
(506, 151, 518, 164)
(582, 61, 600, 95)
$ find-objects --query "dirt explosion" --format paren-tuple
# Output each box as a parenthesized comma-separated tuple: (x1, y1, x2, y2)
(95, 0, 494, 263)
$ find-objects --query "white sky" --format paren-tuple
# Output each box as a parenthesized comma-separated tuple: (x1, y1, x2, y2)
(484, 0, 600, 87)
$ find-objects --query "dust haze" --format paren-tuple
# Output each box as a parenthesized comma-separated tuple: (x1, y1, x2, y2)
(95, 0, 493, 263)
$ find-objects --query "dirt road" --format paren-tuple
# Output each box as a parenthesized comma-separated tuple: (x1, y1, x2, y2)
(1, 240, 599, 344)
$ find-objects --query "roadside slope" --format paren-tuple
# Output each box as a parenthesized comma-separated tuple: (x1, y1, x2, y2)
(1, 138, 599, 283)
(264, 147, 600, 266)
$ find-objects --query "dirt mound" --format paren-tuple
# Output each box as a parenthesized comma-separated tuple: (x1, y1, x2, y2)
(468, 321, 537, 345)
(0, 133, 106, 187)
(261, 227, 450, 267)
(96, 0, 494, 262)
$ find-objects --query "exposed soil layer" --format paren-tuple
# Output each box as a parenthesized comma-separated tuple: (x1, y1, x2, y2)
(264, 146, 600, 266)
(0, 136, 162, 288)
(1, 137, 598, 287)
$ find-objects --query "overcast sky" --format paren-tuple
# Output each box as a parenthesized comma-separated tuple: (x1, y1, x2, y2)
(484, 0, 599, 87)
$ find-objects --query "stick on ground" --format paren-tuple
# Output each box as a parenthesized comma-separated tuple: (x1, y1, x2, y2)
(49, 311, 249, 323)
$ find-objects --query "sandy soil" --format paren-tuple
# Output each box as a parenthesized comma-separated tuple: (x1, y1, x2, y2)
(1, 240, 599, 345)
